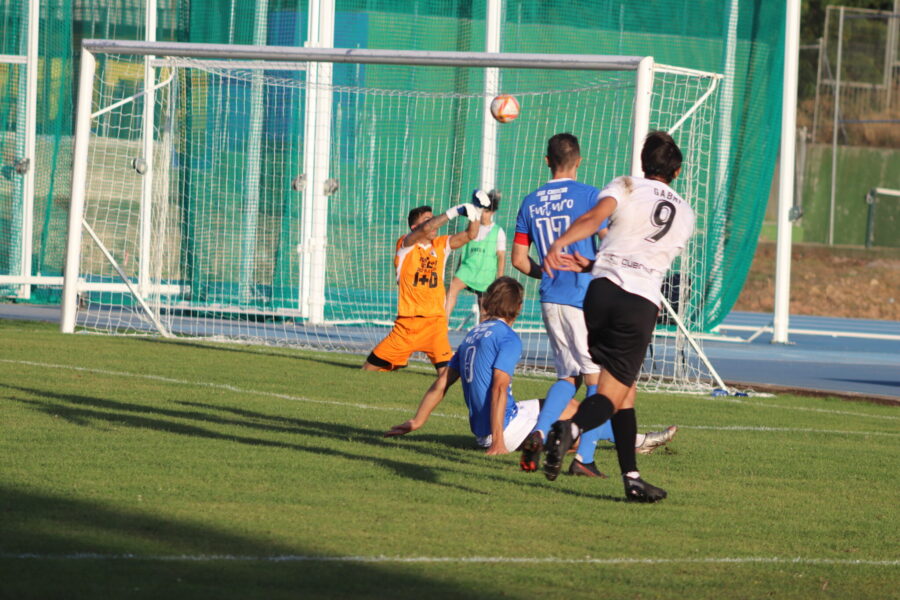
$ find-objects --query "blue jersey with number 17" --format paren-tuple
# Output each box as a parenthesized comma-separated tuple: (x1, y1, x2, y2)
(448, 319, 521, 439)
(515, 178, 606, 308)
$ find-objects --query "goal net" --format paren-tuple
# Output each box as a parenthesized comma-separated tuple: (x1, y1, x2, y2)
(63, 41, 726, 393)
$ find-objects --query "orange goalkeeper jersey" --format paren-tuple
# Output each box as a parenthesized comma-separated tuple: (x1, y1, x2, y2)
(394, 234, 451, 318)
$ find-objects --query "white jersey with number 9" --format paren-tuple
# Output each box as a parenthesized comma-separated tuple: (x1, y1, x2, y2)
(590, 175, 695, 307)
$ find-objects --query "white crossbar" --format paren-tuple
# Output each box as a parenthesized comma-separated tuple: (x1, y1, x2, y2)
(871, 187, 900, 198)
(0, 54, 27, 65)
(84, 40, 645, 71)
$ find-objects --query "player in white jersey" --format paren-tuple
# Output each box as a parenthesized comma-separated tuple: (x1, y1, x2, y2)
(541, 131, 695, 502)
(512, 133, 677, 477)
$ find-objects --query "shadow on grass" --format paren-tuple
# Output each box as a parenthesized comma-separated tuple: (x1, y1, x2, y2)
(133, 337, 438, 378)
(179, 400, 477, 447)
(2, 380, 481, 466)
(3, 384, 623, 503)
(2, 385, 480, 495)
(183, 400, 628, 503)
(0, 485, 507, 600)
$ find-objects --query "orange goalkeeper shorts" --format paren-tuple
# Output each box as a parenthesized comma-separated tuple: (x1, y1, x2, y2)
(367, 315, 453, 370)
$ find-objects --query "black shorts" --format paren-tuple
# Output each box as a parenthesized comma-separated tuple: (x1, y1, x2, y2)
(583, 277, 659, 387)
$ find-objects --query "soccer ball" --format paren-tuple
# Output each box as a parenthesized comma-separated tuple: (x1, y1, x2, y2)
(490, 94, 520, 123)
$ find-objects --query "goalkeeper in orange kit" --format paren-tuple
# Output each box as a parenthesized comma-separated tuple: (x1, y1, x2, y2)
(363, 191, 493, 373)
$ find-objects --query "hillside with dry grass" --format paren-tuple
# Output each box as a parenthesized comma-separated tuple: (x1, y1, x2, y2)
(734, 242, 900, 321)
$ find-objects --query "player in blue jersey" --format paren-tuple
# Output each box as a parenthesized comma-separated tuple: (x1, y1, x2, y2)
(384, 276, 540, 454)
(512, 133, 676, 476)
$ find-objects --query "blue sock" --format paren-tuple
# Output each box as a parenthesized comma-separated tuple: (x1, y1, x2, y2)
(534, 380, 576, 441)
(574, 385, 613, 463)
(575, 421, 614, 463)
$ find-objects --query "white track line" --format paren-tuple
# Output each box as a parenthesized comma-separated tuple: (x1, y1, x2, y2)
(698, 396, 900, 422)
(1, 553, 897, 566)
(1, 360, 896, 437)
(677, 424, 899, 437)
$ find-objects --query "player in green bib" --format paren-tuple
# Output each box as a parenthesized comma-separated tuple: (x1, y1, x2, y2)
(445, 191, 506, 321)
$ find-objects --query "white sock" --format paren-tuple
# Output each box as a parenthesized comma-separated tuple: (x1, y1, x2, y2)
(570, 422, 580, 439)
(634, 433, 646, 448)
(625, 471, 640, 480)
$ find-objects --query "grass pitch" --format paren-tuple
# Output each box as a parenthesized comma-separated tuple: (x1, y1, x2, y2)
(1, 319, 897, 599)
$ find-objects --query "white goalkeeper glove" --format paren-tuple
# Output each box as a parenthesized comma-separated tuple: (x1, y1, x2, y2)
(471, 189, 492, 209)
(443, 203, 483, 222)
(464, 203, 483, 222)
(444, 204, 468, 220)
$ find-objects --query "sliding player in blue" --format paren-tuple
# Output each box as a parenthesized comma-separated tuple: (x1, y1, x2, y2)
(512, 133, 676, 477)
(384, 277, 541, 454)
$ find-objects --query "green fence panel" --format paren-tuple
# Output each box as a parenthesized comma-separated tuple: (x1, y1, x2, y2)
(801, 144, 900, 246)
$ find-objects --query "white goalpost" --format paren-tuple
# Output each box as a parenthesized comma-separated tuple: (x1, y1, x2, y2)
(62, 39, 727, 393)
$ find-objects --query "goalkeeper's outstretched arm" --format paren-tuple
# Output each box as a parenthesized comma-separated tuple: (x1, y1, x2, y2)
(402, 205, 475, 247)
(449, 189, 492, 249)
(448, 214, 480, 250)
(403, 211, 453, 247)
(403, 190, 491, 248)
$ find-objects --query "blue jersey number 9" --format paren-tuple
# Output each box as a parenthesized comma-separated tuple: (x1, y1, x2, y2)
(463, 346, 477, 383)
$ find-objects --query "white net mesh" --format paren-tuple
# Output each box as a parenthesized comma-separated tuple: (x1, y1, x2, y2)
(71, 51, 723, 393)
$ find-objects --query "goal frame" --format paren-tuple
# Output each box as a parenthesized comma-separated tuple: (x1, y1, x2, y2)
(865, 187, 900, 248)
(61, 39, 727, 391)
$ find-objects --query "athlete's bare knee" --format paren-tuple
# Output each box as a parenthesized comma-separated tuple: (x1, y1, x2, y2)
(559, 398, 580, 420)
(597, 370, 632, 407)
(620, 385, 637, 409)
(362, 361, 390, 372)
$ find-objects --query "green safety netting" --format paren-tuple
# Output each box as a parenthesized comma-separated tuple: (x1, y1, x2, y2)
(0, 0, 785, 332)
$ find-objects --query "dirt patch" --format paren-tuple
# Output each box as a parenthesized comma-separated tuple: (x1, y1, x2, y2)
(734, 242, 900, 321)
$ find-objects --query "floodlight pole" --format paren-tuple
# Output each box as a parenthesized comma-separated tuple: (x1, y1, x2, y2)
(827, 6, 844, 247)
(16, 0, 39, 300)
(479, 0, 502, 193)
(139, 0, 157, 299)
(773, 0, 801, 344)
(885, 1, 898, 108)
(239, 0, 268, 304)
(705, 0, 739, 320)
(300, 0, 335, 324)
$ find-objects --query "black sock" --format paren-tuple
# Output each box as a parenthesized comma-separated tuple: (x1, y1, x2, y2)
(611, 408, 638, 475)
(572, 394, 615, 431)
